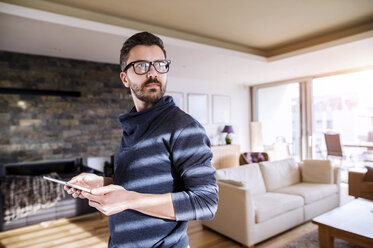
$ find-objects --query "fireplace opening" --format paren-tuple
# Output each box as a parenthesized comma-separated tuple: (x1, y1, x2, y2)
(0, 157, 113, 231)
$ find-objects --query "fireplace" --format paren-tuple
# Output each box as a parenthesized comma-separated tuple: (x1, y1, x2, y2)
(0, 158, 106, 231)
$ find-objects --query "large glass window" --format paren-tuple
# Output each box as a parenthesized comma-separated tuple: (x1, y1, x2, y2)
(256, 83, 301, 161)
(253, 69, 373, 165)
(312, 69, 373, 166)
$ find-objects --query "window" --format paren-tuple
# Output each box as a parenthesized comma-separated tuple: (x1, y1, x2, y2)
(312, 69, 373, 164)
(252, 68, 373, 166)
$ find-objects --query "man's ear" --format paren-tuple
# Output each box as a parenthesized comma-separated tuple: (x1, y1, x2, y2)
(120, 72, 130, 88)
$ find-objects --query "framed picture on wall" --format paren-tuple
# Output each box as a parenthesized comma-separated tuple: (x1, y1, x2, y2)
(167, 91, 184, 110)
(212, 95, 231, 124)
(187, 93, 208, 124)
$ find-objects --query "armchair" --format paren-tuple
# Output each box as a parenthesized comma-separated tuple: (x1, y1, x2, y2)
(348, 168, 373, 201)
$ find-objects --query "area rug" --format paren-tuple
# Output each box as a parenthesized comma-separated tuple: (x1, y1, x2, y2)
(280, 230, 363, 248)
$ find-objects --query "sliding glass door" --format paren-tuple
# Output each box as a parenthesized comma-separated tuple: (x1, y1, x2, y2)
(253, 82, 301, 161)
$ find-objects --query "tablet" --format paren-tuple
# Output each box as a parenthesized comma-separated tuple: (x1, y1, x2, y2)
(43, 176, 91, 193)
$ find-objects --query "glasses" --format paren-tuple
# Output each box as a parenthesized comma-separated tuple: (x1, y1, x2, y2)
(123, 60, 171, 75)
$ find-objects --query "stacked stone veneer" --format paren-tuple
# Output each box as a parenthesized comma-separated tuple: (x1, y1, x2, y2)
(0, 51, 132, 164)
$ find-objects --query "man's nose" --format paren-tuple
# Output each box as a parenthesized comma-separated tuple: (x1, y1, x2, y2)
(147, 64, 158, 78)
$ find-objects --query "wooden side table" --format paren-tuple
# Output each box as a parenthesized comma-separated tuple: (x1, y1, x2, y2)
(211, 144, 240, 170)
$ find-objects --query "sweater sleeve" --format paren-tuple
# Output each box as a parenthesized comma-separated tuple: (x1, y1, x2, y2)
(170, 122, 219, 221)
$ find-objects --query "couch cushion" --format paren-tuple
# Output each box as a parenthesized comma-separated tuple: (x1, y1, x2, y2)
(259, 158, 300, 191)
(274, 183, 338, 204)
(252, 192, 304, 223)
(302, 160, 333, 183)
(215, 163, 266, 195)
(218, 179, 246, 187)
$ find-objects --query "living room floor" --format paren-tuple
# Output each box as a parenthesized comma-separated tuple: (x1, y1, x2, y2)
(0, 183, 354, 248)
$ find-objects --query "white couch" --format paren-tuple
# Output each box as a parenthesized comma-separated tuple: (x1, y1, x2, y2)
(203, 158, 340, 247)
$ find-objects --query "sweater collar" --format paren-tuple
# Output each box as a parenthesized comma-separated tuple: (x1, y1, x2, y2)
(118, 95, 175, 139)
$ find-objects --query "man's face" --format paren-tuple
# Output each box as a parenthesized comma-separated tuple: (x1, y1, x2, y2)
(120, 45, 167, 105)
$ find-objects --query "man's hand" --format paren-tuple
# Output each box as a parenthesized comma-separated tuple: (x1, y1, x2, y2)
(82, 185, 135, 216)
(64, 173, 112, 199)
(82, 185, 176, 219)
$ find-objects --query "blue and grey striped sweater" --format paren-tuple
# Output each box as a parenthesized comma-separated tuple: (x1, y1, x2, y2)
(109, 96, 218, 248)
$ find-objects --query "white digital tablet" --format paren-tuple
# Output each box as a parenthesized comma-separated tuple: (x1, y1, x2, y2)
(43, 176, 91, 193)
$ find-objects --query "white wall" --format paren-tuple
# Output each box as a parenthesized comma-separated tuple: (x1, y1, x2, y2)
(167, 76, 250, 152)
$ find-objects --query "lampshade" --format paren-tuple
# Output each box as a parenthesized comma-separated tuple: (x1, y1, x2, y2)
(222, 125, 234, 134)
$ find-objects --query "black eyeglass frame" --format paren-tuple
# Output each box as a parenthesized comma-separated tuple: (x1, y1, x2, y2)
(122, 59, 171, 75)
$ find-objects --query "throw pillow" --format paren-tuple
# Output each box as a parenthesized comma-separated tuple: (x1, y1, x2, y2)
(259, 158, 300, 191)
(363, 166, 373, 182)
(302, 160, 333, 184)
(215, 164, 267, 195)
(239, 152, 269, 165)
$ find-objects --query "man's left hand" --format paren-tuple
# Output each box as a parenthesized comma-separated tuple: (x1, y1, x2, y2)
(82, 184, 176, 220)
(82, 184, 136, 216)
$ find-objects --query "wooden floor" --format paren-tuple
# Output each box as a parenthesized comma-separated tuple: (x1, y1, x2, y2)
(188, 220, 317, 248)
(0, 212, 317, 248)
(0, 213, 109, 248)
(0, 185, 353, 248)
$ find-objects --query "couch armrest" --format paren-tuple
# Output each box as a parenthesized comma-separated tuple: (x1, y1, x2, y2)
(202, 181, 255, 246)
(333, 166, 341, 185)
(348, 171, 365, 198)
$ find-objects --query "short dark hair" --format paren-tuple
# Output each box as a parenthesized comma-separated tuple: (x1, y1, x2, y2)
(120, 32, 167, 72)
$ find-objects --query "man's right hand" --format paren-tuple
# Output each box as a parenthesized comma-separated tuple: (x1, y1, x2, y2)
(64, 173, 107, 199)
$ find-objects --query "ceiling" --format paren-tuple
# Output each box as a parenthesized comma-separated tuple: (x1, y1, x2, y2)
(4, 0, 373, 57)
(1, 0, 373, 85)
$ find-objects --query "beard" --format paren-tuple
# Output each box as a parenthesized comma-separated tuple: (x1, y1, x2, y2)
(128, 77, 167, 104)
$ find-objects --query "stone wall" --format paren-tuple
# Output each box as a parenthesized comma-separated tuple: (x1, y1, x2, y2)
(0, 51, 132, 164)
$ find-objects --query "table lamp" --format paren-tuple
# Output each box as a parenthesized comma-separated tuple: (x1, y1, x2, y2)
(222, 125, 234, 144)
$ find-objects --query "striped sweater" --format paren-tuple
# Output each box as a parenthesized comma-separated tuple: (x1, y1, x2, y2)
(109, 96, 218, 248)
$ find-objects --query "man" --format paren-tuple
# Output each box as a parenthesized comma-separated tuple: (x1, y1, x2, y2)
(65, 32, 218, 248)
